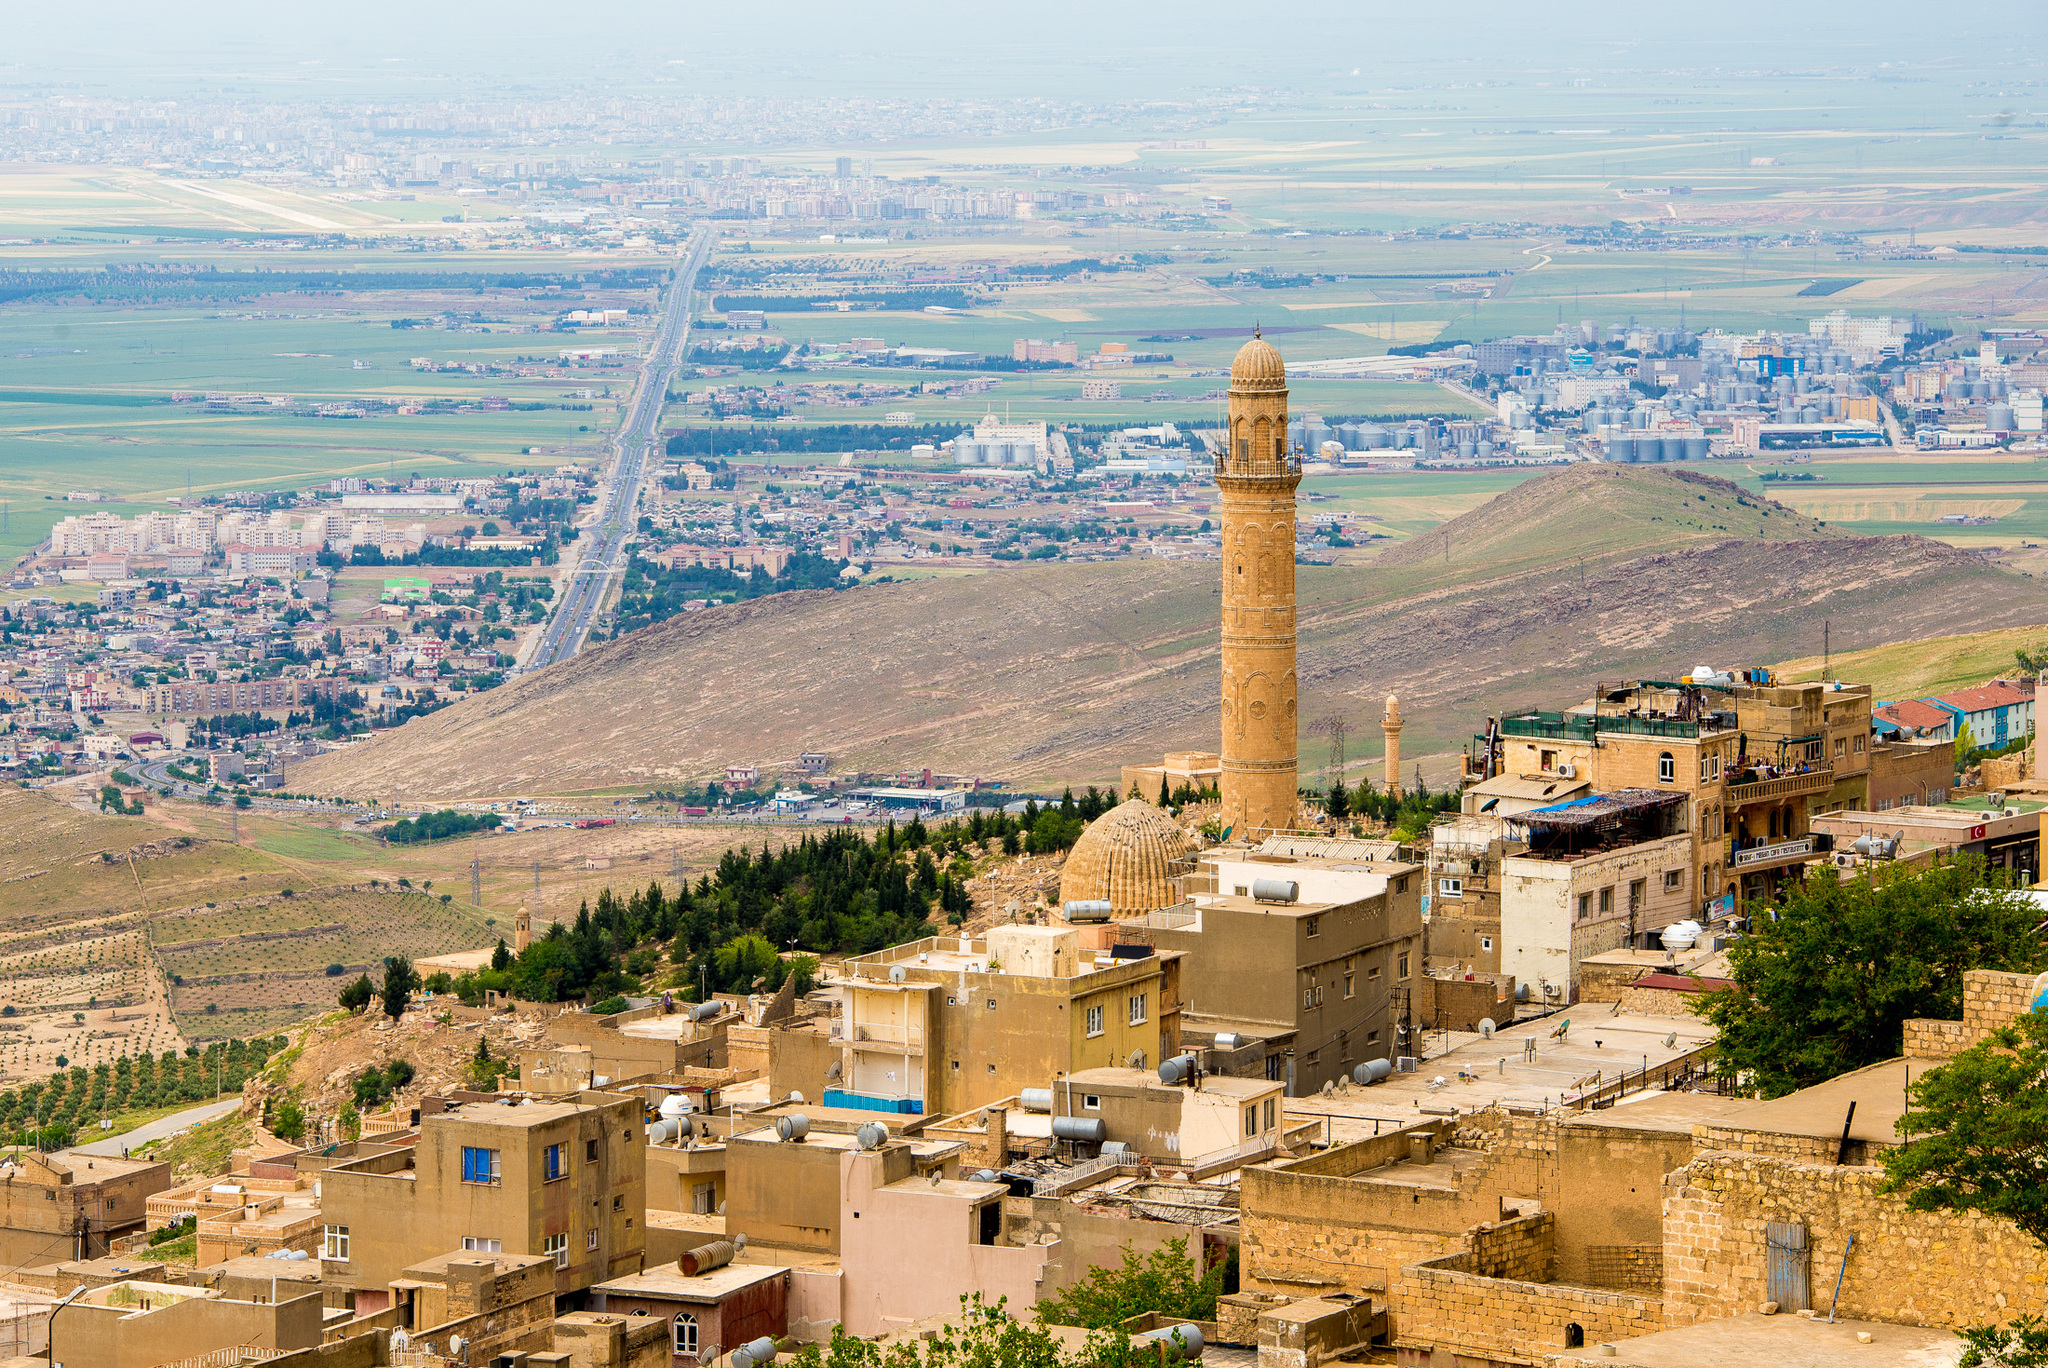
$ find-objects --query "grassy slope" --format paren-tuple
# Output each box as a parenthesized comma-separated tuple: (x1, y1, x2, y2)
(1775, 626, 2045, 702)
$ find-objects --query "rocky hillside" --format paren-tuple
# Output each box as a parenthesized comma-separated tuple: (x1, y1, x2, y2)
(291, 470, 2048, 799)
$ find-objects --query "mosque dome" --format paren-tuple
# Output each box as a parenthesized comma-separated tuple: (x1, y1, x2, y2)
(1230, 333, 1287, 392)
(1057, 799, 1193, 917)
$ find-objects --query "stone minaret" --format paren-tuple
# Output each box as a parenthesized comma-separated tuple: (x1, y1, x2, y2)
(1216, 332, 1302, 837)
(514, 906, 532, 953)
(1382, 694, 1404, 797)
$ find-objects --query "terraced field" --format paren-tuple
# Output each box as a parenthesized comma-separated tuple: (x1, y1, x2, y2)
(152, 887, 498, 1041)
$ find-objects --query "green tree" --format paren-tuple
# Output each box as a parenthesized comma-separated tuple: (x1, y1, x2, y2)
(336, 1100, 362, 1141)
(380, 955, 420, 1021)
(1037, 1237, 1224, 1328)
(1158, 774, 1171, 807)
(1325, 779, 1350, 825)
(1957, 1316, 2048, 1368)
(1881, 1009, 2048, 1246)
(338, 973, 374, 1013)
(713, 933, 781, 993)
(1699, 858, 2046, 1098)
(490, 939, 511, 972)
(273, 1098, 306, 1142)
(1958, 720, 1979, 771)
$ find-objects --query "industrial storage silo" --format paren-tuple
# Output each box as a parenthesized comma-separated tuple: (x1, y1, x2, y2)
(1685, 435, 1711, 462)
(1988, 404, 2017, 432)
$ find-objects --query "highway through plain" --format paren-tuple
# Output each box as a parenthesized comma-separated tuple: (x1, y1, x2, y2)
(524, 227, 713, 673)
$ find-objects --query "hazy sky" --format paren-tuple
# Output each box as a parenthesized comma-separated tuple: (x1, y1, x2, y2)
(8, 1, 2022, 99)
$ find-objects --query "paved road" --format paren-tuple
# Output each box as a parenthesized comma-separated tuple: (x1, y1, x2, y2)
(525, 228, 714, 673)
(74, 1097, 242, 1157)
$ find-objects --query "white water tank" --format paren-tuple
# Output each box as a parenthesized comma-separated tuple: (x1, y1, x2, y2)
(1659, 919, 1703, 951)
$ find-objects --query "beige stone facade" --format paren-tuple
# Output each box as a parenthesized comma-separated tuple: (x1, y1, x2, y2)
(1216, 335, 1302, 838)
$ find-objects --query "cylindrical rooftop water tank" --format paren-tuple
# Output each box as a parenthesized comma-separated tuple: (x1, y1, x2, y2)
(680, 1240, 737, 1276)
(690, 1001, 721, 1022)
(1019, 1089, 1054, 1113)
(1353, 1059, 1394, 1086)
(776, 1114, 809, 1143)
(1064, 899, 1113, 923)
(1052, 1116, 1107, 1143)
(1250, 878, 1298, 903)
(855, 1121, 889, 1151)
(1139, 1325, 1205, 1361)
(732, 1337, 779, 1368)
(1158, 1053, 1199, 1085)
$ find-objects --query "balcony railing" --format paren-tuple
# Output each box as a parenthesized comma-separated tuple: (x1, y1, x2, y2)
(1732, 836, 1815, 869)
(848, 1021, 927, 1052)
(1724, 767, 1834, 807)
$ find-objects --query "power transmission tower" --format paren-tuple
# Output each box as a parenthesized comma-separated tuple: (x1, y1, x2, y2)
(670, 848, 687, 885)
(1327, 718, 1347, 788)
(471, 850, 483, 907)
(532, 858, 542, 904)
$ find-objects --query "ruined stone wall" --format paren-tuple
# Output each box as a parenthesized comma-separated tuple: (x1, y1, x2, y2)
(1662, 1152, 2048, 1330)
(1613, 985, 1704, 1017)
(1392, 1251, 1663, 1366)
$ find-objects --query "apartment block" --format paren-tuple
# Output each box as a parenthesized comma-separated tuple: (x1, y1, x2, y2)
(317, 1092, 645, 1309)
(830, 928, 1182, 1117)
(1122, 837, 1423, 1094)
(0, 1150, 170, 1267)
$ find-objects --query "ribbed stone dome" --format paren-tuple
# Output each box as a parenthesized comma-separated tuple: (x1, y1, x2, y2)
(1058, 799, 1193, 916)
(1230, 334, 1287, 392)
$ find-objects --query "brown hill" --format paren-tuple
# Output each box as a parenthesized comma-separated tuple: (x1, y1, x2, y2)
(292, 470, 2048, 801)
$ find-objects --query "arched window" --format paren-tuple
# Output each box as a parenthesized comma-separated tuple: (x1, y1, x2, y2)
(1658, 752, 1675, 784)
(1252, 416, 1272, 465)
(674, 1314, 700, 1356)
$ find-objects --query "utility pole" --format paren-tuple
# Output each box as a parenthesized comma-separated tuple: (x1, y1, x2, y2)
(471, 849, 483, 907)
(533, 858, 542, 905)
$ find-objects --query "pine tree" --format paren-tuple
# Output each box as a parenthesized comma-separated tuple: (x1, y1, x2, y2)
(1158, 774, 1171, 807)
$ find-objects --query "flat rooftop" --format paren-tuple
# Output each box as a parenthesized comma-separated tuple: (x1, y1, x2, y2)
(434, 1096, 622, 1128)
(1277, 1009, 1719, 1130)
(1065, 1067, 1279, 1100)
(1709, 1058, 1913, 1148)
(729, 1125, 960, 1159)
(595, 1260, 789, 1301)
(1548, 1310, 1959, 1367)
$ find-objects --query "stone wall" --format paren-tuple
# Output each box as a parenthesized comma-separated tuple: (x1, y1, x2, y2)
(1612, 985, 1705, 1017)
(1687, 1124, 1837, 1163)
(1392, 1250, 1663, 1367)
(1469, 1213, 1553, 1283)
(1662, 1152, 2048, 1330)
(1961, 969, 2037, 1034)
(1903, 968, 2039, 1062)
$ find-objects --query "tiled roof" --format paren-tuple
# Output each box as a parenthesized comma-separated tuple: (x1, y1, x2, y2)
(1875, 700, 1953, 732)
(1932, 681, 2034, 713)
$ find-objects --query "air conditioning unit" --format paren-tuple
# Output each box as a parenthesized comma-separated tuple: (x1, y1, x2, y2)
(1556, 763, 1576, 778)
(1542, 983, 1562, 999)
(1832, 852, 1856, 870)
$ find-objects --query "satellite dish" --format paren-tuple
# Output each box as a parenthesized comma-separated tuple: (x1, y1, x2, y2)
(1219, 825, 1233, 842)
(824, 1060, 843, 1082)
(1477, 1019, 1496, 1039)
(1126, 1049, 1147, 1070)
